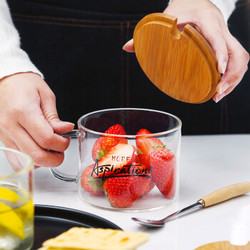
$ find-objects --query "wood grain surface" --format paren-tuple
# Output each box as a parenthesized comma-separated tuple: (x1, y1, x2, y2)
(133, 13, 221, 103)
(195, 241, 250, 250)
(201, 182, 250, 207)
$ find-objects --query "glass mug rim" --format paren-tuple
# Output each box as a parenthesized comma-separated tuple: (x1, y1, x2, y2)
(77, 107, 182, 138)
(51, 107, 182, 186)
(0, 146, 33, 180)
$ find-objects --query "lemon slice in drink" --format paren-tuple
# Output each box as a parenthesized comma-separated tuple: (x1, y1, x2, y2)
(0, 202, 25, 240)
(16, 198, 34, 221)
(0, 187, 25, 240)
(0, 186, 19, 202)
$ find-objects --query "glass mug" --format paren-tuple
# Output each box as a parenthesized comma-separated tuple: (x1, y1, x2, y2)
(0, 147, 34, 250)
(51, 108, 182, 211)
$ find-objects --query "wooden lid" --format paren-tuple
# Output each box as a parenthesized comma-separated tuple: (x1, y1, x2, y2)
(195, 241, 250, 249)
(133, 13, 221, 103)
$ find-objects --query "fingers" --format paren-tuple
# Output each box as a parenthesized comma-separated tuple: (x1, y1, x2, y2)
(0, 129, 20, 151)
(12, 92, 71, 153)
(41, 94, 75, 134)
(123, 39, 135, 53)
(213, 35, 249, 102)
(189, 18, 228, 75)
(10, 125, 65, 167)
(0, 130, 28, 171)
(0, 73, 73, 167)
(51, 121, 75, 135)
(0, 125, 62, 168)
(124, 1, 249, 104)
(39, 83, 75, 134)
(189, 21, 249, 103)
(205, 30, 228, 74)
(20, 113, 71, 153)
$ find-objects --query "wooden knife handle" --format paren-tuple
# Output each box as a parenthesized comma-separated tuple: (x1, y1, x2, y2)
(200, 182, 250, 207)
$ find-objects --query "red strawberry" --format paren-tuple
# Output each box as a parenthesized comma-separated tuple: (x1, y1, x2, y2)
(103, 177, 137, 208)
(140, 178, 155, 196)
(136, 129, 164, 168)
(105, 123, 126, 135)
(91, 143, 136, 179)
(128, 162, 152, 198)
(92, 124, 127, 161)
(101, 124, 127, 152)
(131, 175, 152, 198)
(149, 147, 176, 198)
(92, 138, 105, 161)
(80, 164, 104, 195)
(103, 172, 151, 208)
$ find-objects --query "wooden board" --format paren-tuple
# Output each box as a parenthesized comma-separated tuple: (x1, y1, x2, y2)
(195, 241, 250, 250)
(133, 13, 221, 104)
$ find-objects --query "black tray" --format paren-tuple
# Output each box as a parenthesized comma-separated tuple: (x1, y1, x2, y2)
(33, 204, 122, 250)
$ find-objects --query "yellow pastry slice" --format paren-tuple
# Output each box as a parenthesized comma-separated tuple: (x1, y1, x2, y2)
(38, 227, 149, 250)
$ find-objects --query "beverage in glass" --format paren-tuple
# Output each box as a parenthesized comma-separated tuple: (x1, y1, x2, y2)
(0, 147, 34, 250)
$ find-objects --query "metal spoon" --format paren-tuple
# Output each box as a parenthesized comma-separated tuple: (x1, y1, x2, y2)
(132, 182, 250, 228)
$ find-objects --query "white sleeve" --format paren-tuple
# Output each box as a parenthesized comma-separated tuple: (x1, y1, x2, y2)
(0, 0, 43, 80)
(208, 0, 238, 22)
(168, 0, 238, 23)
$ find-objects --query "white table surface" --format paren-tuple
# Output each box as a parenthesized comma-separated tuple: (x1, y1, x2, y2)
(34, 134, 250, 250)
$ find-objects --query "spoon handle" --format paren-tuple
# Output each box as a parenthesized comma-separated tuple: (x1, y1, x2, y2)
(200, 182, 250, 207)
(163, 202, 203, 222)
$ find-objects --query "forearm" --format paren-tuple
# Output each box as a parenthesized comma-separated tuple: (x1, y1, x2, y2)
(0, 0, 43, 79)
(168, 0, 238, 22)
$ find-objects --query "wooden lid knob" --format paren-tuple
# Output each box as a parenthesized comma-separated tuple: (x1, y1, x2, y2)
(133, 13, 221, 103)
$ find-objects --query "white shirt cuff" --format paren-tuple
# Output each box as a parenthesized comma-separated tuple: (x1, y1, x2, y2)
(0, 0, 44, 80)
(0, 49, 44, 80)
(209, 0, 237, 22)
(168, 0, 237, 23)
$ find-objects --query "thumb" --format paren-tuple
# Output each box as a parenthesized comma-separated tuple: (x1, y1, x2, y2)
(123, 39, 135, 53)
(40, 89, 75, 135)
(51, 120, 75, 135)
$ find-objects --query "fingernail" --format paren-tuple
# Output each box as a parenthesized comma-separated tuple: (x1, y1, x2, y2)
(220, 62, 227, 74)
(54, 121, 75, 128)
(122, 44, 127, 51)
(218, 83, 230, 94)
(122, 40, 130, 50)
(122, 39, 134, 52)
(214, 93, 226, 103)
(55, 121, 74, 125)
(64, 122, 75, 126)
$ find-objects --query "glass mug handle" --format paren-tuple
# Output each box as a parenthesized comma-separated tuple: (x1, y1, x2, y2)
(50, 129, 81, 183)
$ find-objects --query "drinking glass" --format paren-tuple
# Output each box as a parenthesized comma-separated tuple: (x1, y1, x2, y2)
(0, 147, 34, 250)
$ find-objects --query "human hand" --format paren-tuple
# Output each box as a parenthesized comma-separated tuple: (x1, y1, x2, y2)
(123, 0, 249, 103)
(0, 73, 74, 167)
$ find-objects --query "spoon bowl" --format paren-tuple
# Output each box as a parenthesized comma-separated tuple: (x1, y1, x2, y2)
(131, 202, 203, 228)
(131, 182, 250, 228)
(131, 217, 166, 228)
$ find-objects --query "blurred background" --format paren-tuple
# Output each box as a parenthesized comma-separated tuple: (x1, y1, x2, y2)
(7, 0, 250, 135)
